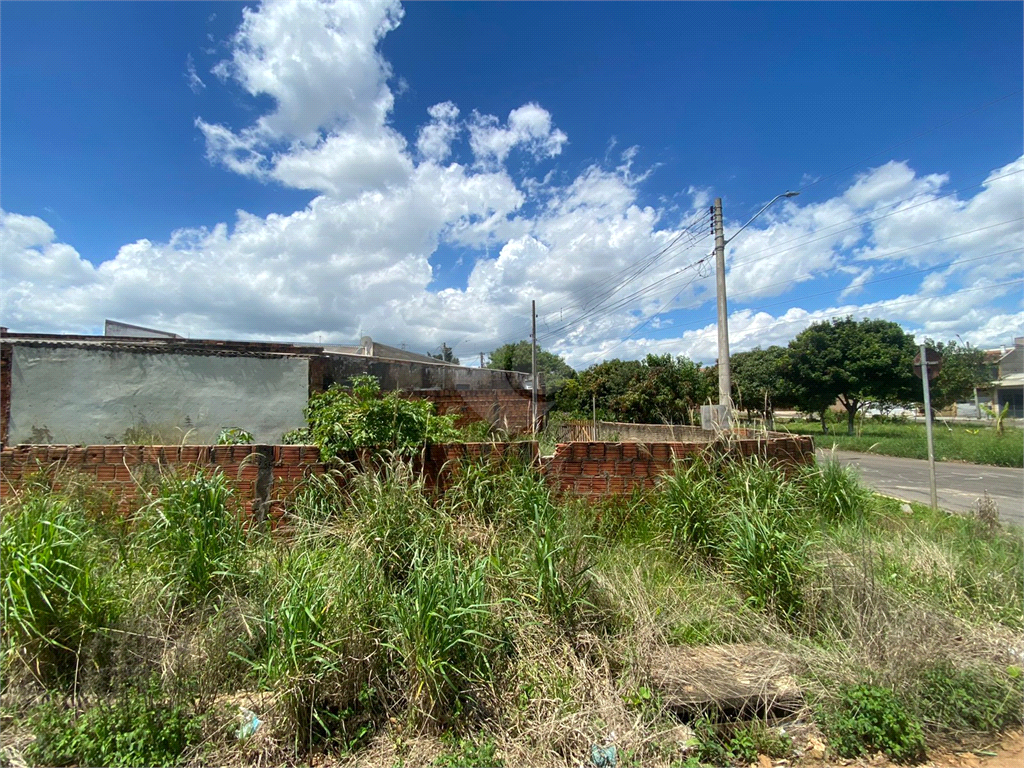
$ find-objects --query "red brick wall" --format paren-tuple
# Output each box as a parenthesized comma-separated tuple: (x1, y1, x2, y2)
(1, 437, 812, 511)
(0, 444, 325, 520)
(542, 436, 815, 500)
(404, 389, 545, 433)
(0, 441, 539, 516)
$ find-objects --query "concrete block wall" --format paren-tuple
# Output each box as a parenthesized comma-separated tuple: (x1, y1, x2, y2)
(542, 435, 815, 500)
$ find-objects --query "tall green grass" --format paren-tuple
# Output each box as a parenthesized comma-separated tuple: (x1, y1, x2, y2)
(3, 453, 1022, 767)
(783, 419, 1024, 467)
(1, 480, 116, 677)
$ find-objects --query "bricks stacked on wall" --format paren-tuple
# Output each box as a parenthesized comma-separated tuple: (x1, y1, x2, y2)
(405, 389, 544, 433)
(542, 436, 815, 500)
(0, 444, 325, 523)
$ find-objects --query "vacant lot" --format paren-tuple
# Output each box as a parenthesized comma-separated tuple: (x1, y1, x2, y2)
(2, 456, 1021, 767)
(782, 420, 1024, 468)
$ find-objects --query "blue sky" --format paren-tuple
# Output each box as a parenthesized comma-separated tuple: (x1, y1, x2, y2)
(2, 0, 1021, 368)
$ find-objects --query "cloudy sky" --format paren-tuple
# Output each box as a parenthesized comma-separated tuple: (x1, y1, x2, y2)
(2, 0, 1021, 368)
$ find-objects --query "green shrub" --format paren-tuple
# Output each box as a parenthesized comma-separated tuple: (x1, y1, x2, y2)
(914, 660, 1024, 734)
(819, 683, 926, 764)
(304, 375, 461, 459)
(25, 679, 205, 767)
(433, 734, 503, 767)
(216, 427, 254, 445)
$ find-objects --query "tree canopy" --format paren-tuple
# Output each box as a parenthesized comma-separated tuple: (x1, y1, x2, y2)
(785, 317, 918, 435)
(924, 340, 991, 412)
(730, 345, 794, 429)
(554, 354, 715, 424)
(486, 341, 575, 390)
(427, 343, 459, 365)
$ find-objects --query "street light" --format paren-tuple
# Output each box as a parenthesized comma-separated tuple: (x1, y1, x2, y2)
(714, 191, 800, 426)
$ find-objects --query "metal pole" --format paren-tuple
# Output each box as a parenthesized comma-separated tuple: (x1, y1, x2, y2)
(713, 198, 731, 426)
(592, 391, 597, 440)
(531, 300, 538, 435)
(920, 343, 939, 511)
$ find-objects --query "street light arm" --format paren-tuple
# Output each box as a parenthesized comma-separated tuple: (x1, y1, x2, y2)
(723, 191, 799, 244)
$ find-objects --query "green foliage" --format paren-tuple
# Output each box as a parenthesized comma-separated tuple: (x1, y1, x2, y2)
(914, 660, 1024, 734)
(555, 354, 714, 424)
(25, 680, 205, 768)
(139, 470, 247, 602)
(731, 345, 794, 426)
(786, 317, 919, 435)
(819, 684, 926, 764)
(428, 342, 460, 365)
(216, 427, 254, 445)
(304, 375, 461, 459)
(281, 426, 312, 444)
(486, 340, 575, 391)
(924, 339, 991, 412)
(1, 483, 113, 672)
(433, 734, 503, 767)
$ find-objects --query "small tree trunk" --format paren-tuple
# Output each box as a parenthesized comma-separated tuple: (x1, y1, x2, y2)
(820, 412, 829, 434)
(846, 405, 856, 436)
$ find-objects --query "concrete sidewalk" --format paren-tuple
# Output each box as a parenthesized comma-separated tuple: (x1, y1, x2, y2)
(818, 449, 1024, 527)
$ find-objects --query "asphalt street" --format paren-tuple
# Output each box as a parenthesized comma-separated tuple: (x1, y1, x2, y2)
(819, 449, 1024, 527)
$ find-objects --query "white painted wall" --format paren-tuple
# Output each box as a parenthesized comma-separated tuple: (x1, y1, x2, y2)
(8, 346, 308, 444)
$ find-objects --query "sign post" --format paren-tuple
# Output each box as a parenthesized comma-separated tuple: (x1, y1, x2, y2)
(914, 345, 942, 511)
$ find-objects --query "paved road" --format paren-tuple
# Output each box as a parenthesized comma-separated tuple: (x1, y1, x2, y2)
(818, 449, 1024, 526)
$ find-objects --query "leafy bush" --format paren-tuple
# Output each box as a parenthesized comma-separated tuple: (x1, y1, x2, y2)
(25, 679, 205, 767)
(281, 426, 312, 444)
(819, 683, 926, 764)
(304, 375, 461, 459)
(216, 427, 254, 445)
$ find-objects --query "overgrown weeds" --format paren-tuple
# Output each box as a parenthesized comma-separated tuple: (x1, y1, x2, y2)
(3, 451, 1021, 767)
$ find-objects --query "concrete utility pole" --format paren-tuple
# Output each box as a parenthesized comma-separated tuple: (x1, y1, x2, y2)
(480, 352, 485, 368)
(713, 191, 799, 429)
(531, 300, 538, 435)
(713, 198, 731, 420)
(919, 343, 940, 511)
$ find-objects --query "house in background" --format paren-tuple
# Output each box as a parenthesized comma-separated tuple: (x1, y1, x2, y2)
(991, 336, 1024, 418)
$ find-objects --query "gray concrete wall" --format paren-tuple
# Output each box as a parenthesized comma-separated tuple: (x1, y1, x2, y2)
(8, 345, 308, 445)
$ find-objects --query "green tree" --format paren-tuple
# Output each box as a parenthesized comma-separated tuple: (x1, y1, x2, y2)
(730, 346, 794, 429)
(486, 341, 575, 390)
(428, 343, 460, 365)
(554, 355, 714, 424)
(785, 317, 918, 435)
(924, 339, 990, 413)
